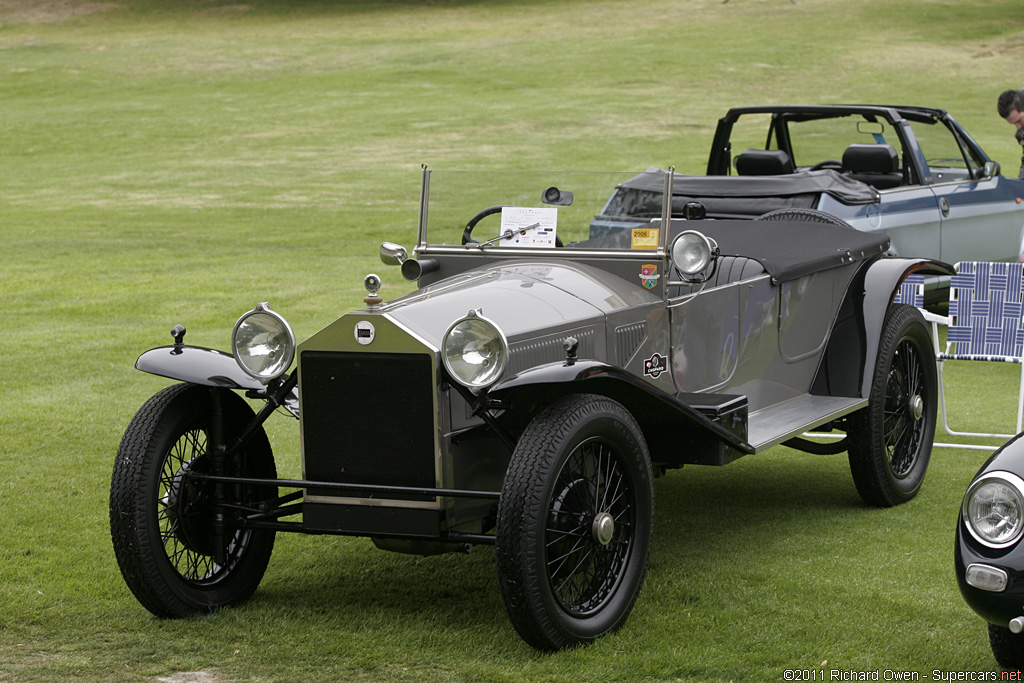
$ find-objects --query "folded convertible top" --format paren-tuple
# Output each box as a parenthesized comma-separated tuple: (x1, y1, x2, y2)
(683, 218, 890, 283)
(622, 168, 880, 207)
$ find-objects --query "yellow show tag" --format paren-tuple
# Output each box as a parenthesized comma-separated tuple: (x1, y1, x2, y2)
(630, 227, 660, 250)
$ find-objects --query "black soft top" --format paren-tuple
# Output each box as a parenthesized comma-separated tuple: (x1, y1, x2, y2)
(681, 218, 890, 283)
(621, 168, 880, 206)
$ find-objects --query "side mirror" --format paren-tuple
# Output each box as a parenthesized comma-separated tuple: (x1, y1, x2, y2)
(379, 242, 408, 266)
(541, 187, 574, 206)
(983, 160, 1001, 178)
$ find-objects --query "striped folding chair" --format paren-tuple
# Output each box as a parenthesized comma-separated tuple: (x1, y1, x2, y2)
(937, 261, 1024, 441)
(893, 273, 926, 308)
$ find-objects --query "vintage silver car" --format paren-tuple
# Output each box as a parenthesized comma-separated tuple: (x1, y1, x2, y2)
(110, 168, 952, 650)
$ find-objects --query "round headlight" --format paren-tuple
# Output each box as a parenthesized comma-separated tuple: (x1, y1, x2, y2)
(963, 472, 1024, 548)
(232, 302, 296, 383)
(442, 310, 508, 391)
(671, 230, 714, 277)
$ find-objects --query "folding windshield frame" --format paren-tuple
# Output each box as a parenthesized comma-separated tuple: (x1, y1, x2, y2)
(414, 165, 676, 258)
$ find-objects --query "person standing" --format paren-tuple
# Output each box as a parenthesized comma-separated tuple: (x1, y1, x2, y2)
(997, 89, 1024, 179)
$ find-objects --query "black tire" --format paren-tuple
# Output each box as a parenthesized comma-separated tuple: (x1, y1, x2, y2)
(989, 623, 1024, 669)
(755, 207, 851, 226)
(110, 383, 277, 617)
(495, 394, 654, 650)
(847, 304, 936, 507)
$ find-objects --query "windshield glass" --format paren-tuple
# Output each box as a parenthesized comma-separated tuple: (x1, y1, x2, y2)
(419, 169, 669, 253)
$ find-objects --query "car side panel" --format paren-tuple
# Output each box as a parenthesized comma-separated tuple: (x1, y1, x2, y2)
(931, 177, 1024, 263)
(670, 266, 855, 414)
(818, 188, 942, 259)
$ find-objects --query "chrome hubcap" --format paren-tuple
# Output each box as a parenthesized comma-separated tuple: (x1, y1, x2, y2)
(910, 394, 924, 421)
(592, 512, 615, 546)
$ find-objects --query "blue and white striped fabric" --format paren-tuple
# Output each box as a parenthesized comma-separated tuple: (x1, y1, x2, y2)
(943, 261, 1024, 364)
(893, 273, 926, 308)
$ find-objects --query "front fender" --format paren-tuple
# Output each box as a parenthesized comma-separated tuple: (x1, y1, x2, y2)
(136, 345, 264, 390)
(489, 360, 754, 458)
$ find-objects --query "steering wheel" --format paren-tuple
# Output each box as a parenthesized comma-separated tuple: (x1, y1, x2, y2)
(809, 160, 843, 172)
(461, 205, 563, 247)
(462, 205, 507, 245)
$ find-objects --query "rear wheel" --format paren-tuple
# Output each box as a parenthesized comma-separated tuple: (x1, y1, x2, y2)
(496, 394, 654, 650)
(847, 304, 936, 506)
(110, 383, 277, 617)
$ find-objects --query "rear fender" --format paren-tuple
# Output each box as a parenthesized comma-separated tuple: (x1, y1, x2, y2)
(136, 345, 264, 390)
(488, 360, 755, 464)
(810, 257, 954, 399)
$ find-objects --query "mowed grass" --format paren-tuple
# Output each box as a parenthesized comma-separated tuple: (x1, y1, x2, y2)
(3, 0, 1024, 681)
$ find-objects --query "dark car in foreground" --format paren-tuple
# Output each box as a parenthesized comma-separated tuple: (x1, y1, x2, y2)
(604, 105, 1024, 265)
(957, 434, 1024, 668)
(110, 167, 952, 650)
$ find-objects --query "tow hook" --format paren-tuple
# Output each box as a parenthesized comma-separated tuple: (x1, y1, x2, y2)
(1010, 617, 1024, 634)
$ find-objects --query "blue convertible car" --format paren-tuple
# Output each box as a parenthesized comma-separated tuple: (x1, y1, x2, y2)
(602, 105, 1024, 265)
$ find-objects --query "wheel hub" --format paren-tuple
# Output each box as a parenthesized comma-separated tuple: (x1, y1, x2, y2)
(163, 458, 217, 556)
(909, 394, 924, 421)
(592, 512, 615, 546)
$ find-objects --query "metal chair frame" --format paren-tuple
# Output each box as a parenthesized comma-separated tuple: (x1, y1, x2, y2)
(896, 265, 1024, 450)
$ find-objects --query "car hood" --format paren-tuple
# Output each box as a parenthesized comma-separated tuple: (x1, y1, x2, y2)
(381, 260, 659, 345)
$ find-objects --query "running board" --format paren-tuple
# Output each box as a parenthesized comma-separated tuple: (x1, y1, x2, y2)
(747, 395, 866, 453)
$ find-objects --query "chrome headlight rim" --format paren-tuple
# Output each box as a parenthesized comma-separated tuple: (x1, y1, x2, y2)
(231, 302, 296, 384)
(442, 309, 509, 392)
(963, 471, 1024, 550)
(670, 230, 715, 278)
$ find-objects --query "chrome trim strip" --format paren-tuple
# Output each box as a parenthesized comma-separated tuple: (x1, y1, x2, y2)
(416, 245, 667, 259)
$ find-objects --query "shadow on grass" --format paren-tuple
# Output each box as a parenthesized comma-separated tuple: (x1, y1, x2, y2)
(241, 449, 867, 640)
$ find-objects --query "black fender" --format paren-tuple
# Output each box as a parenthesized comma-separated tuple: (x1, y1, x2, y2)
(488, 360, 755, 462)
(135, 345, 264, 390)
(810, 257, 954, 399)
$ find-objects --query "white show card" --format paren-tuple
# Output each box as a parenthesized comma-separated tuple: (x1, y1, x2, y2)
(499, 207, 558, 248)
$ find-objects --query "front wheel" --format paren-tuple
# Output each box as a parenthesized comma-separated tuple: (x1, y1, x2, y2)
(110, 383, 278, 617)
(847, 304, 937, 507)
(989, 623, 1024, 669)
(495, 394, 654, 650)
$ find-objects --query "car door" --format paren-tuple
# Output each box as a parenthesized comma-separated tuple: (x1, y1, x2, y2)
(929, 176, 1024, 263)
(910, 118, 1024, 263)
(826, 186, 943, 260)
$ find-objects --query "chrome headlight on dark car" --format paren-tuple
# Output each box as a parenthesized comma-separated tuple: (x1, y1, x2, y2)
(963, 472, 1024, 549)
(232, 302, 296, 383)
(442, 309, 508, 392)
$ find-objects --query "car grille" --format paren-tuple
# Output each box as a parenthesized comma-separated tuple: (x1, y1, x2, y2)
(300, 350, 437, 500)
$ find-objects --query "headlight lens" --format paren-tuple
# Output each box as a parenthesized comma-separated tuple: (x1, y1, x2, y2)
(963, 472, 1024, 548)
(671, 230, 714, 277)
(442, 310, 508, 391)
(232, 302, 296, 383)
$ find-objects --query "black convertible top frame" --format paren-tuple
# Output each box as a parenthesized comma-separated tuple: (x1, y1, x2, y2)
(705, 104, 987, 184)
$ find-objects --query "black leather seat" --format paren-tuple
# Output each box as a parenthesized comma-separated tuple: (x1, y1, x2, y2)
(734, 149, 795, 176)
(841, 143, 903, 189)
(669, 255, 766, 297)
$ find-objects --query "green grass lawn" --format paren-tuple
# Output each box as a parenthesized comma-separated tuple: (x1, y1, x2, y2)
(3, 0, 1024, 680)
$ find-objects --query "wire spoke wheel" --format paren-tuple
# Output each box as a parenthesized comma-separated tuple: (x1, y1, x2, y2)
(848, 304, 936, 507)
(546, 438, 634, 616)
(497, 394, 653, 650)
(882, 338, 926, 478)
(156, 426, 251, 586)
(110, 384, 277, 617)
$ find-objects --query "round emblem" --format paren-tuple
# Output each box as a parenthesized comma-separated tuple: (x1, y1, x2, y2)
(354, 321, 375, 345)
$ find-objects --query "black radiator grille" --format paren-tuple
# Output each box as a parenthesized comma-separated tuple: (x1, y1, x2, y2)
(300, 351, 437, 499)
